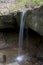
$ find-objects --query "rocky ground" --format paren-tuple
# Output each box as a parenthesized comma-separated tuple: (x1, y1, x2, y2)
(0, 28, 43, 65)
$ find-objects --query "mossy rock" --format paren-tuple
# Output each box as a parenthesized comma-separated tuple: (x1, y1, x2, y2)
(0, 13, 17, 28)
(25, 6, 43, 36)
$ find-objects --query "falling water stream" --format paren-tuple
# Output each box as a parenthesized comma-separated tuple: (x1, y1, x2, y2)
(18, 11, 26, 55)
(16, 10, 28, 63)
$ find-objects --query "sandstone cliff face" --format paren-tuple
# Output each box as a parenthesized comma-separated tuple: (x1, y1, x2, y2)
(0, 5, 43, 36)
(15, 5, 43, 36)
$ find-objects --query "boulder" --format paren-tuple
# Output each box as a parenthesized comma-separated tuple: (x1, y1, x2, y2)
(25, 5, 43, 36)
(0, 13, 18, 29)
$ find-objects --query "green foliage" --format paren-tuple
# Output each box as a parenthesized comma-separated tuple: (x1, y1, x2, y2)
(18, 0, 43, 5)
(31, 0, 42, 4)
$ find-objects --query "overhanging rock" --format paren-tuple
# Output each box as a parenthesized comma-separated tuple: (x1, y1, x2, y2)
(24, 5, 43, 36)
(0, 5, 43, 36)
(15, 6, 43, 36)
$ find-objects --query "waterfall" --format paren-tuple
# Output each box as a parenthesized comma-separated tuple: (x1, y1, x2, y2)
(15, 10, 29, 63)
(18, 11, 26, 55)
(15, 11, 26, 62)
